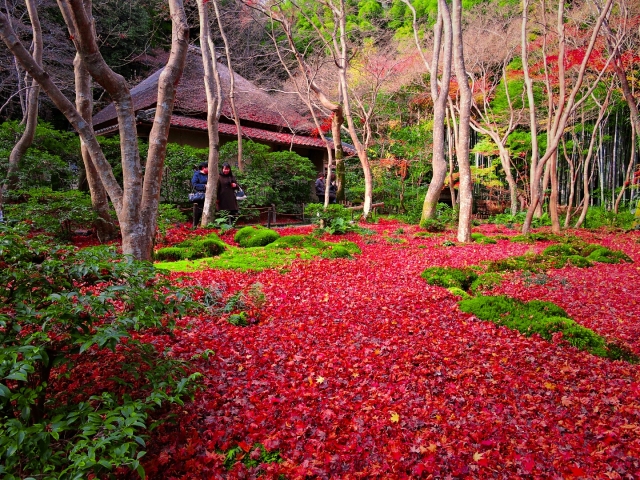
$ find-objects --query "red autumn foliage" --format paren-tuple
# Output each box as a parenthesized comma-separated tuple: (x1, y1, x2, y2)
(65, 220, 640, 478)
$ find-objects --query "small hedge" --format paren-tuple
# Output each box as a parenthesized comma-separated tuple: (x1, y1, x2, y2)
(234, 226, 280, 248)
(421, 266, 478, 290)
(459, 295, 637, 362)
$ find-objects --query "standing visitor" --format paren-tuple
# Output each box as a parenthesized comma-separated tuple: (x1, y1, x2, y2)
(218, 162, 239, 224)
(191, 162, 208, 228)
(315, 172, 326, 204)
(329, 173, 337, 204)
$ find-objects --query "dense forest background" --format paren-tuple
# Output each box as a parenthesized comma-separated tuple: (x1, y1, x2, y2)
(1, 0, 639, 232)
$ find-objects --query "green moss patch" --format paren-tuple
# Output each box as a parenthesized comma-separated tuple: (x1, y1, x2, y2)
(234, 226, 280, 248)
(459, 295, 637, 362)
(156, 233, 226, 261)
(156, 235, 361, 272)
(421, 266, 478, 290)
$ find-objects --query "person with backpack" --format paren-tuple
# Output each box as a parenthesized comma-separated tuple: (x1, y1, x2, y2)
(191, 162, 208, 228)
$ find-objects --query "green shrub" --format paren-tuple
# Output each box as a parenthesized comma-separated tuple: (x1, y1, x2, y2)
(305, 204, 355, 234)
(157, 203, 188, 239)
(419, 218, 446, 232)
(227, 312, 249, 326)
(0, 226, 201, 478)
(3, 188, 99, 240)
(155, 246, 185, 261)
(470, 272, 503, 294)
(421, 266, 478, 290)
(192, 238, 226, 256)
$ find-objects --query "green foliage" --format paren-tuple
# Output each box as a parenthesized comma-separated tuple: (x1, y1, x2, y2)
(157, 204, 188, 240)
(421, 266, 479, 290)
(0, 226, 201, 478)
(459, 295, 637, 362)
(305, 204, 361, 235)
(227, 312, 249, 326)
(3, 188, 98, 239)
(420, 218, 446, 232)
(154, 246, 185, 261)
(221, 443, 282, 471)
(221, 140, 316, 212)
(584, 206, 636, 230)
(509, 232, 558, 243)
(0, 121, 79, 191)
(161, 144, 208, 204)
(490, 211, 552, 228)
(234, 226, 280, 248)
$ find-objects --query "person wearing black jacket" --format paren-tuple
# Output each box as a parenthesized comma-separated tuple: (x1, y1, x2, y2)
(191, 162, 208, 228)
(218, 162, 239, 224)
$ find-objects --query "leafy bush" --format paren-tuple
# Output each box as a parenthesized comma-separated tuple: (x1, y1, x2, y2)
(3, 188, 99, 239)
(305, 203, 356, 234)
(0, 226, 201, 478)
(0, 121, 79, 192)
(419, 218, 446, 232)
(157, 203, 188, 241)
(585, 205, 636, 230)
(234, 226, 280, 247)
(458, 295, 636, 361)
(489, 211, 552, 228)
(161, 144, 208, 204)
(421, 266, 478, 290)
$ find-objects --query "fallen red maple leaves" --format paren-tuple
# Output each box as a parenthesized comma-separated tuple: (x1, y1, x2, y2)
(137, 221, 640, 478)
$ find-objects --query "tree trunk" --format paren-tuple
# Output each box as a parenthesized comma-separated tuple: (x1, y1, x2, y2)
(71, 0, 116, 241)
(2, 0, 41, 198)
(197, 0, 223, 227)
(548, 151, 561, 233)
(211, 0, 243, 172)
(451, 0, 472, 242)
(421, 0, 452, 222)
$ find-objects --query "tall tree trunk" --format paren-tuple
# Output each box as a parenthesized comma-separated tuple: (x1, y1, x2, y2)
(451, 0, 472, 242)
(211, 0, 243, 172)
(197, 0, 223, 227)
(2, 0, 41, 199)
(421, 0, 452, 222)
(72, 0, 115, 241)
(548, 151, 560, 233)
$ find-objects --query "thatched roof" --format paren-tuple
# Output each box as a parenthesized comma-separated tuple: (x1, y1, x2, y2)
(92, 46, 314, 133)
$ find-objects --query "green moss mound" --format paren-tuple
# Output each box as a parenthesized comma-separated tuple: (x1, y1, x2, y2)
(265, 235, 325, 249)
(421, 266, 478, 290)
(235, 226, 280, 248)
(586, 247, 633, 264)
(509, 233, 558, 243)
(156, 234, 226, 261)
(470, 272, 503, 294)
(567, 255, 592, 268)
(322, 245, 352, 258)
(337, 241, 361, 255)
(447, 287, 471, 299)
(155, 247, 185, 261)
(459, 295, 637, 362)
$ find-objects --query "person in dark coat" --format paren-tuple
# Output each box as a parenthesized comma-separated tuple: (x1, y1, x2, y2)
(315, 172, 325, 204)
(218, 162, 239, 224)
(191, 162, 208, 228)
(329, 173, 337, 204)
